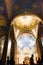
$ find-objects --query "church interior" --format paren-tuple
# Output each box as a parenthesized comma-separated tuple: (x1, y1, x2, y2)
(0, 0, 43, 65)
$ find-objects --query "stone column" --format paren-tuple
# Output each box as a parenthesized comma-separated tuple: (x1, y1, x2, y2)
(10, 26, 17, 63)
(36, 23, 42, 58)
(1, 28, 9, 65)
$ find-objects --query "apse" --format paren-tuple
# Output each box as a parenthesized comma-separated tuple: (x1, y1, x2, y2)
(16, 33, 38, 64)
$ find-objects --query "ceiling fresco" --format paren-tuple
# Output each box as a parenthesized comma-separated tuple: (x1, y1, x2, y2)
(0, 0, 43, 19)
(0, 0, 43, 38)
(12, 14, 42, 30)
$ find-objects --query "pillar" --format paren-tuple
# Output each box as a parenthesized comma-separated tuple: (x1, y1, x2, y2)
(1, 28, 9, 65)
(36, 23, 42, 58)
(10, 25, 17, 63)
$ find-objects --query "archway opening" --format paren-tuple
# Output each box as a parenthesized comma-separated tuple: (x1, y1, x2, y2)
(11, 13, 42, 64)
(16, 33, 38, 64)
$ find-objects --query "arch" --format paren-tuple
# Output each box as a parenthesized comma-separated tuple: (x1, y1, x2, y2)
(11, 13, 42, 31)
(17, 31, 36, 39)
(10, 12, 42, 64)
(16, 33, 38, 64)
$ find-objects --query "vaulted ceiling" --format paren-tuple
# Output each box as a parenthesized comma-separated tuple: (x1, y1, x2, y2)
(0, 0, 43, 38)
(0, 0, 43, 19)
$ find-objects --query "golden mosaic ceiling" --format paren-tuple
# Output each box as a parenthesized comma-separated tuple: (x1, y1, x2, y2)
(12, 14, 42, 30)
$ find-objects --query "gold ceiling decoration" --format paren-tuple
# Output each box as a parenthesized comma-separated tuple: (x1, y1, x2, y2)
(12, 14, 42, 30)
(0, 16, 7, 26)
